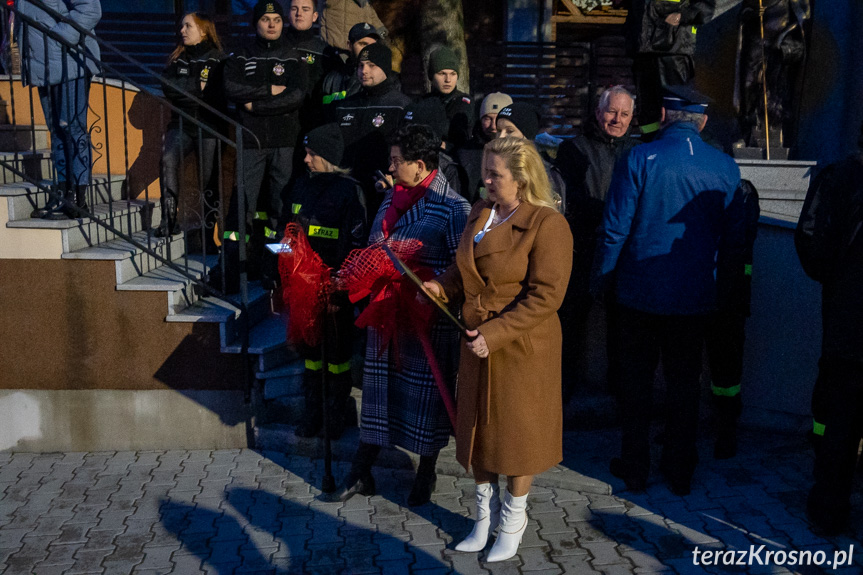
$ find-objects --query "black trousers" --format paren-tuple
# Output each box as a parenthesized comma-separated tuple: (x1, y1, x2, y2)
(809, 355, 863, 520)
(298, 303, 356, 430)
(559, 288, 622, 401)
(705, 311, 746, 427)
(221, 147, 293, 287)
(615, 305, 707, 482)
(161, 130, 218, 200)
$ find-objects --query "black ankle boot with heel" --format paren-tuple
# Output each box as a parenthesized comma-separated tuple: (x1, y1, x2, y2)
(408, 453, 438, 506)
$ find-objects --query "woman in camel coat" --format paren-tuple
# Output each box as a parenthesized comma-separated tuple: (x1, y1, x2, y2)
(426, 136, 572, 562)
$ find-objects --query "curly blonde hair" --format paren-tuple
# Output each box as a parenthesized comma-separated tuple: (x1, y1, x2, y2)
(483, 137, 559, 211)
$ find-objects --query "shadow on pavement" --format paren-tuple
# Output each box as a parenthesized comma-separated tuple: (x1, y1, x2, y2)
(157, 453, 457, 573)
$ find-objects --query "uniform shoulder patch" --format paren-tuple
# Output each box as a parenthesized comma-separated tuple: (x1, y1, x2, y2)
(462, 97, 471, 104)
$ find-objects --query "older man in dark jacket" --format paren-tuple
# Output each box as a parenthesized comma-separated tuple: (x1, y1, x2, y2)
(593, 86, 746, 496)
(555, 86, 640, 402)
(796, 130, 863, 535)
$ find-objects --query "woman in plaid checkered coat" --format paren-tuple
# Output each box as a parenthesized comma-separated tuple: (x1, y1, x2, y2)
(338, 125, 470, 507)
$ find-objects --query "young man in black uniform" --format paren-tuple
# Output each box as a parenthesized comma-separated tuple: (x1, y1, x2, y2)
(217, 0, 308, 293)
(284, 0, 337, 132)
(422, 46, 473, 151)
(321, 22, 382, 108)
(289, 123, 367, 439)
(333, 42, 411, 216)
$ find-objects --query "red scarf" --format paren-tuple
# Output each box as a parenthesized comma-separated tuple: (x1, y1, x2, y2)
(381, 170, 437, 239)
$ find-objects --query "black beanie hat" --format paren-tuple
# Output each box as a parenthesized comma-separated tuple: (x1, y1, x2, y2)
(401, 99, 448, 142)
(497, 102, 541, 141)
(252, 0, 284, 24)
(358, 43, 392, 77)
(303, 123, 344, 167)
(428, 46, 460, 79)
(349, 22, 382, 45)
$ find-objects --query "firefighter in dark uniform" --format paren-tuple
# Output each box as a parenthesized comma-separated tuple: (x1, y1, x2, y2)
(283, 0, 339, 133)
(705, 179, 760, 459)
(321, 22, 383, 108)
(617, 0, 716, 140)
(333, 42, 411, 216)
(796, 130, 863, 534)
(422, 46, 474, 152)
(216, 0, 308, 293)
(289, 123, 367, 439)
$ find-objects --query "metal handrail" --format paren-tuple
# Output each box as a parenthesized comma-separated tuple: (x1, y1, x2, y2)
(14, 0, 260, 148)
(1, 1, 257, 402)
(2, 1, 254, 304)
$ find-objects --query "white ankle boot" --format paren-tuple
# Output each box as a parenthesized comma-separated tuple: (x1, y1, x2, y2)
(455, 482, 501, 552)
(485, 489, 528, 562)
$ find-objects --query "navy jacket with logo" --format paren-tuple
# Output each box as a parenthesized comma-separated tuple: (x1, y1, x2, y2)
(161, 40, 226, 136)
(332, 76, 412, 192)
(223, 35, 309, 148)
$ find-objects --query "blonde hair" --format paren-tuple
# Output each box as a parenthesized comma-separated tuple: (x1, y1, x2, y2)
(483, 137, 558, 211)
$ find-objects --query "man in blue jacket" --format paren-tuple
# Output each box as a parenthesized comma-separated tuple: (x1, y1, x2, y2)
(593, 86, 746, 495)
(17, 0, 101, 220)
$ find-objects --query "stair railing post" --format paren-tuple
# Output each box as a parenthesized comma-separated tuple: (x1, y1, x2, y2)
(235, 136, 252, 406)
(7, 0, 262, 309)
(320, 301, 336, 494)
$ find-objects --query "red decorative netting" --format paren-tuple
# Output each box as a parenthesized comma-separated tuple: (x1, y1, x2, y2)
(278, 223, 332, 347)
(338, 239, 423, 303)
(337, 239, 457, 427)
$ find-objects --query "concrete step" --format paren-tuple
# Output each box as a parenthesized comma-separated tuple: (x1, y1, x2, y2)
(167, 294, 241, 324)
(63, 229, 186, 285)
(256, 358, 305, 381)
(262, 372, 303, 400)
(0, 125, 50, 153)
(0, 150, 52, 184)
(223, 313, 286, 354)
(222, 312, 300, 372)
(117, 254, 210, 316)
(168, 282, 274, 354)
(6, 200, 153, 253)
(2, 176, 128, 222)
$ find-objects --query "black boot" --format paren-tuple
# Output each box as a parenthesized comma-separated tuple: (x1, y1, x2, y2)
(31, 181, 66, 219)
(609, 457, 648, 492)
(154, 192, 179, 238)
(49, 184, 88, 220)
(338, 442, 379, 502)
(408, 453, 438, 506)
(807, 486, 850, 535)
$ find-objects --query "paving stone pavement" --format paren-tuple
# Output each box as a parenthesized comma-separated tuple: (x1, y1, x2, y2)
(1, 429, 862, 575)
